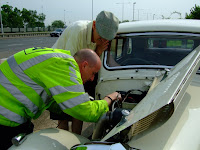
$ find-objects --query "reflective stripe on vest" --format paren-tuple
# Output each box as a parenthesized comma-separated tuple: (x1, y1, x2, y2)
(19, 53, 74, 71)
(49, 84, 85, 96)
(48, 64, 88, 109)
(58, 93, 90, 110)
(0, 70, 38, 115)
(7, 56, 49, 105)
(0, 51, 74, 124)
(69, 66, 80, 85)
(0, 105, 27, 124)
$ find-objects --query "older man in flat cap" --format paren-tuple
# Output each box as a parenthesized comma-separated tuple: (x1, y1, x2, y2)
(51, 10, 119, 135)
(52, 10, 119, 56)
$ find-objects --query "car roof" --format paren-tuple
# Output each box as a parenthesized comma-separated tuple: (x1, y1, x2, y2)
(118, 19, 200, 34)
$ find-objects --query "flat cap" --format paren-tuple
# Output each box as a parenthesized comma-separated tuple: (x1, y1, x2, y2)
(96, 11, 119, 40)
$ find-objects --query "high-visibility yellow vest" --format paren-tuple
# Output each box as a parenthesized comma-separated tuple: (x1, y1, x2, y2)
(0, 47, 109, 127)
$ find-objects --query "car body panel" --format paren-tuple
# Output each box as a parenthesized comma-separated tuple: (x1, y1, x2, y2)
(9, 128, 90, 150)
(128, 76, 200, 150)
(118, 19, 200, 34)
(100, 45, 200, 142)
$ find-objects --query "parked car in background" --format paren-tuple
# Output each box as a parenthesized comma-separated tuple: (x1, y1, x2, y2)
(50, 28, 64, 37)
(8, 19, 200, 150)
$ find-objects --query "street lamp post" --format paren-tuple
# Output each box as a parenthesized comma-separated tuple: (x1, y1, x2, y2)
(133, 2, 136, 21)
(116, 2, 130, 22)
(64, 10, 71, 26)
(64, 9, 65, 26)
(116, 2, 124, 22)
(0, 2, 4, 36)
(92, 0, 93, 20)
(138, 9, 140, 20)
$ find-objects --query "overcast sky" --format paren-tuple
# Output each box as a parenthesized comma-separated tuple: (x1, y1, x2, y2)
(1, 0, 199, 26)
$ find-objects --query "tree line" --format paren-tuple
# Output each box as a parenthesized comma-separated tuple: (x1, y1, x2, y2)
(186, 4, 200, 19)
(1, 4, 200, 29)
(1, 4, 45, 28)
(1, 4, 66, 28)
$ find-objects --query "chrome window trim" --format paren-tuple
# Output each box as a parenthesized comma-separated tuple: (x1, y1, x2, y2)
(104, 32, 200, 71)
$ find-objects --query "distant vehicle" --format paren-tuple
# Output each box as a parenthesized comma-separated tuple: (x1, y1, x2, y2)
(8, 19, 200, 150)
(50, 28, 64, 37)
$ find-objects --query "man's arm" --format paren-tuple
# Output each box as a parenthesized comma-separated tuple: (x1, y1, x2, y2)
(39, 57, 120, 122)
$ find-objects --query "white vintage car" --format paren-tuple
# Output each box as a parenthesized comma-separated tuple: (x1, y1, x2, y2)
(9, 19, 200, 150)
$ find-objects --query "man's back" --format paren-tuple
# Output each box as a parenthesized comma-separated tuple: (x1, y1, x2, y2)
(52, 20, 96, 56)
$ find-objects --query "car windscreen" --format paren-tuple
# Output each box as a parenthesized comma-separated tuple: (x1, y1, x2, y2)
(105, 32, 200, 69)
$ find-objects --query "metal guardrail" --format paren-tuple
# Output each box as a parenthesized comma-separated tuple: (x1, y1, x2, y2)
(0, 32, 51, 38)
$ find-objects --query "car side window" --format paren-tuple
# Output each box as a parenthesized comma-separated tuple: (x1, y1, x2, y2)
(116, 39, 123, 58)
(110, 38, 132, 59)
(148, 38, 194, 49)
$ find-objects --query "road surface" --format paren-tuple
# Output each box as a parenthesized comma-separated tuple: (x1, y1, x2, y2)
(0, 36, 58, 59)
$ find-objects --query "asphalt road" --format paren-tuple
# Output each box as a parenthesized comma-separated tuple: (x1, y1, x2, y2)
(0, 36, 58, 59)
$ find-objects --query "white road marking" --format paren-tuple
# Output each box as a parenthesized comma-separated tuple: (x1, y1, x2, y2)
(8, 44, 23, 47)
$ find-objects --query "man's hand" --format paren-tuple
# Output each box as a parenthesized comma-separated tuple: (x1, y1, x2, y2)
(95, 40, 109, 56)
(103, 92, 122, 106)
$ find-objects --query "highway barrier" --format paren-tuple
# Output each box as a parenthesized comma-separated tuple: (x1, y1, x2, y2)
(0, 32, 51, 38)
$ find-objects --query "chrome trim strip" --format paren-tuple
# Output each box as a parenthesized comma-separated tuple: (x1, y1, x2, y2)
(117, 32, 200, 37)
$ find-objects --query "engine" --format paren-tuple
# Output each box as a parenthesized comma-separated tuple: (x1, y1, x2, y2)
(92, 89, 147, 142)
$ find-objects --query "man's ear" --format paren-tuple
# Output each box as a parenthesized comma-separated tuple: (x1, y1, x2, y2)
(92, 21, 96, 29)
(82, 61, 89, 68)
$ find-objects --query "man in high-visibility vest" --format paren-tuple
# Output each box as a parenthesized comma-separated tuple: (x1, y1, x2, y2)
(0, 47, 121, 150)
(52, 10, 119, 134)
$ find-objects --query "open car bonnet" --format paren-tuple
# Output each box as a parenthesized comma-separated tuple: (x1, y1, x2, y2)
(101, 45, 200, 141)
